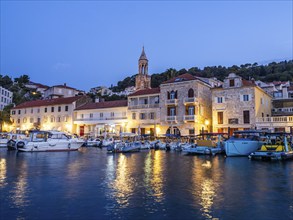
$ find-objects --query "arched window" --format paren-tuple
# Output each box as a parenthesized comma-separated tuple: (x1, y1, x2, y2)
(188, 88, 194, 98)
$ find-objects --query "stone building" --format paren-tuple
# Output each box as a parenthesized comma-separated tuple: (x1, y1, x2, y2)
(212, 73, 272, 135)
(10, 96, 90, 133)
(73, 100, 128, 137)
(159, 73, 213, 136)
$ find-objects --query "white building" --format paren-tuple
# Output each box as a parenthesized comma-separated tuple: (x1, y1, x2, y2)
(73, 100, 128, 137)
(10, 96, 90, 133)
(44, 84, 83, 99)
(0, 86, 13, 110)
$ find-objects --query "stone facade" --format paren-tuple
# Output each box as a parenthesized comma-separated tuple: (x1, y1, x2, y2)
(212, 73, 272, 134)
(135, 47, 151, 90)
(159, 74, 212, 136)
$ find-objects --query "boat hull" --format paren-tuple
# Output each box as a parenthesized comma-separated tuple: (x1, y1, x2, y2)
(183, 147, 222, 155)
(249, 151, 293, 161)
(17, 142, 83, 152)
(225, 140, 263, 156)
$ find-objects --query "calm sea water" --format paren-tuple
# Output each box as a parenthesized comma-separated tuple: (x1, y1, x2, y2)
(0, 148, 292, 220)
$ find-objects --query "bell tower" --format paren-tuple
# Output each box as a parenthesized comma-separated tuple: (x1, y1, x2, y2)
(135, 47, 151, 90)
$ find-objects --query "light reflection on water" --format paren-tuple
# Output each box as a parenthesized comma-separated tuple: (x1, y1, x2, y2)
(0, 149, 292, 220)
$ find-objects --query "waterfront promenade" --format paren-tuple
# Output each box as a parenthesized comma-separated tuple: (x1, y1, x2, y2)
(0, 148, 292, 220)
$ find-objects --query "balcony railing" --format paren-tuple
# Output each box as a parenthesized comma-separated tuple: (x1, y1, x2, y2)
(128, 103, 159, 109)
(183, 115, 197, 122)
(256, 116, 293, 123)
(184, 97, 198, 104)
(75, 116, 127, 121)
(165, 116, 177, 122)
(272, 107, 293, 114)
(165, 99, 178, 105)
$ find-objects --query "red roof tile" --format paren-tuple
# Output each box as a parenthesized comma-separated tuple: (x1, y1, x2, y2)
(242, 80, 256, 87)
(13, 96, 85, 109)
(75, 100, 128, 110)
(162, 73, 197, 84)
(128, 87, 160, 97)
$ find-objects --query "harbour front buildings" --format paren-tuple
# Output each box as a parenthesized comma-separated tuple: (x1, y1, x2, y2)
(9, 48, 292, 135)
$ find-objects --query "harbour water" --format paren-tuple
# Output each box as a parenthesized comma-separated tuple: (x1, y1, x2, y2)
(0, 148, 292, 220)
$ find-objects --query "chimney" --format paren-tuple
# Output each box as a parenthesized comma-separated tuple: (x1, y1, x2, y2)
(64, 83, 67, 87)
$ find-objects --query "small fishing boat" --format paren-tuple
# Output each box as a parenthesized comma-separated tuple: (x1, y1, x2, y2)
(17, 131, 84, 152)
(225, 130, 265, 156)
(0, 133, 10, 148)
(249, 132, 293, 161)
(183, 133, 227, 155)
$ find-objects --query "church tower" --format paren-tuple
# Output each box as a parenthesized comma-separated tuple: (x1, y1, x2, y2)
(135, 47, 151, 90)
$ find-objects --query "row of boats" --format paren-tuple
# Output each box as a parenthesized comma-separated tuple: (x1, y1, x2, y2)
(1, 130, 293, 161)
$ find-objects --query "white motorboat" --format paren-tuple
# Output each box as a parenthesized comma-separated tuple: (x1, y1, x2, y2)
(140, 141, 151, 150)
(0, 133, 10, 148)
(17, 131, 84, 152)
(183, 133, 227, 155)
(225, 130, 265, 156)
(7, 134, 28, 150)
(107, 141, 140, 153)
(249, 132, 293, 161)
(102, 138, 115, 147)
(86, 138, 102, 147)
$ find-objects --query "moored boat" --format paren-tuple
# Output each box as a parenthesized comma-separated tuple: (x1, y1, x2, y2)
(249, 132, 293, 161)
(225, 130, 265, 156)
(17, 131, 84, 152)
(183, 133, 227, 155)
(7, 134, 28, 150)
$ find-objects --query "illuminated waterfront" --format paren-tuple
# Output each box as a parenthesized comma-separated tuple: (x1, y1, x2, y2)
(0, 148, 293, 220)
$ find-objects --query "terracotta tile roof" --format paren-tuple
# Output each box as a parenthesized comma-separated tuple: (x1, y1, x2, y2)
(13, 96, 85, 109)
(75, 100, 128, 110)
(162, 73, 197, 84)
(242, 80, 256, 87)
(128, 87, 160, 97)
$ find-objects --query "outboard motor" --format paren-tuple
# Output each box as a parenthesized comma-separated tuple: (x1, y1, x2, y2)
(165, 143, 171, 151)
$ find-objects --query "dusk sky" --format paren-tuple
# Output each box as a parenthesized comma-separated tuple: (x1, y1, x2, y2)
(1, 1, 292, 91)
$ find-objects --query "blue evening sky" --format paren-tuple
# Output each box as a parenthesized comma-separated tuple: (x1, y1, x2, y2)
(1, 1, 292, 91)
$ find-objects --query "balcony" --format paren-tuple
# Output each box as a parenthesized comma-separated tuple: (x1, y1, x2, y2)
(272, 107, 293, 115)
(165, 99, 178, 106)
(165, 116, 177, 122)
(184, 115, 197, 122)
(184, 97, 198, 105)
(256, 116, 293, 123)
(128, 103, 159, 109)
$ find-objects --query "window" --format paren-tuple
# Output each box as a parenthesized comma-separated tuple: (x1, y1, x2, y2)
(144, 99, 148, 104)
(51, 107, 54, 112)
(111, 112, 114, 117)
(51, 117, 55, 123)
(65, 106, 69, 111)
(23, 118, 27, 123)
(30, 118, 34, 123)
(64, 116, 68, 122)
(57, 117, 61, 122)
(81, 114, 84, 119)
(100, 113, 103, 118)
(11, 110, 15, 115)
(229, 79, 235, 87)
(131, 128, 136, 134)
(217, 97, 223, 103)
(132, 113, 136, 120)
(149, 112, 155, 119)
(44, 108, 47, 113)
(188, 106, 195, 115)
(188, 88, 194, 98)
(37, 118, 41, 124)
(243, 110, 250, 124)
(18, 110, 21, 114)
(31, 109, 33, 114)
(24, 109, 27, 114)
(243, 95, 249, 101)
(217, 112, 223, 124)
(37, 109, 40, 113)
(168, 107, 176, 116)
(58, 106, 61, 112)
(17, 119, 20, 124)
(90, 113, 93, 118)
(170, 91, 176, 99)
(260, 98, 263, 104)
(189, 129, 195, 135)
(140, 113, 146, 120)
